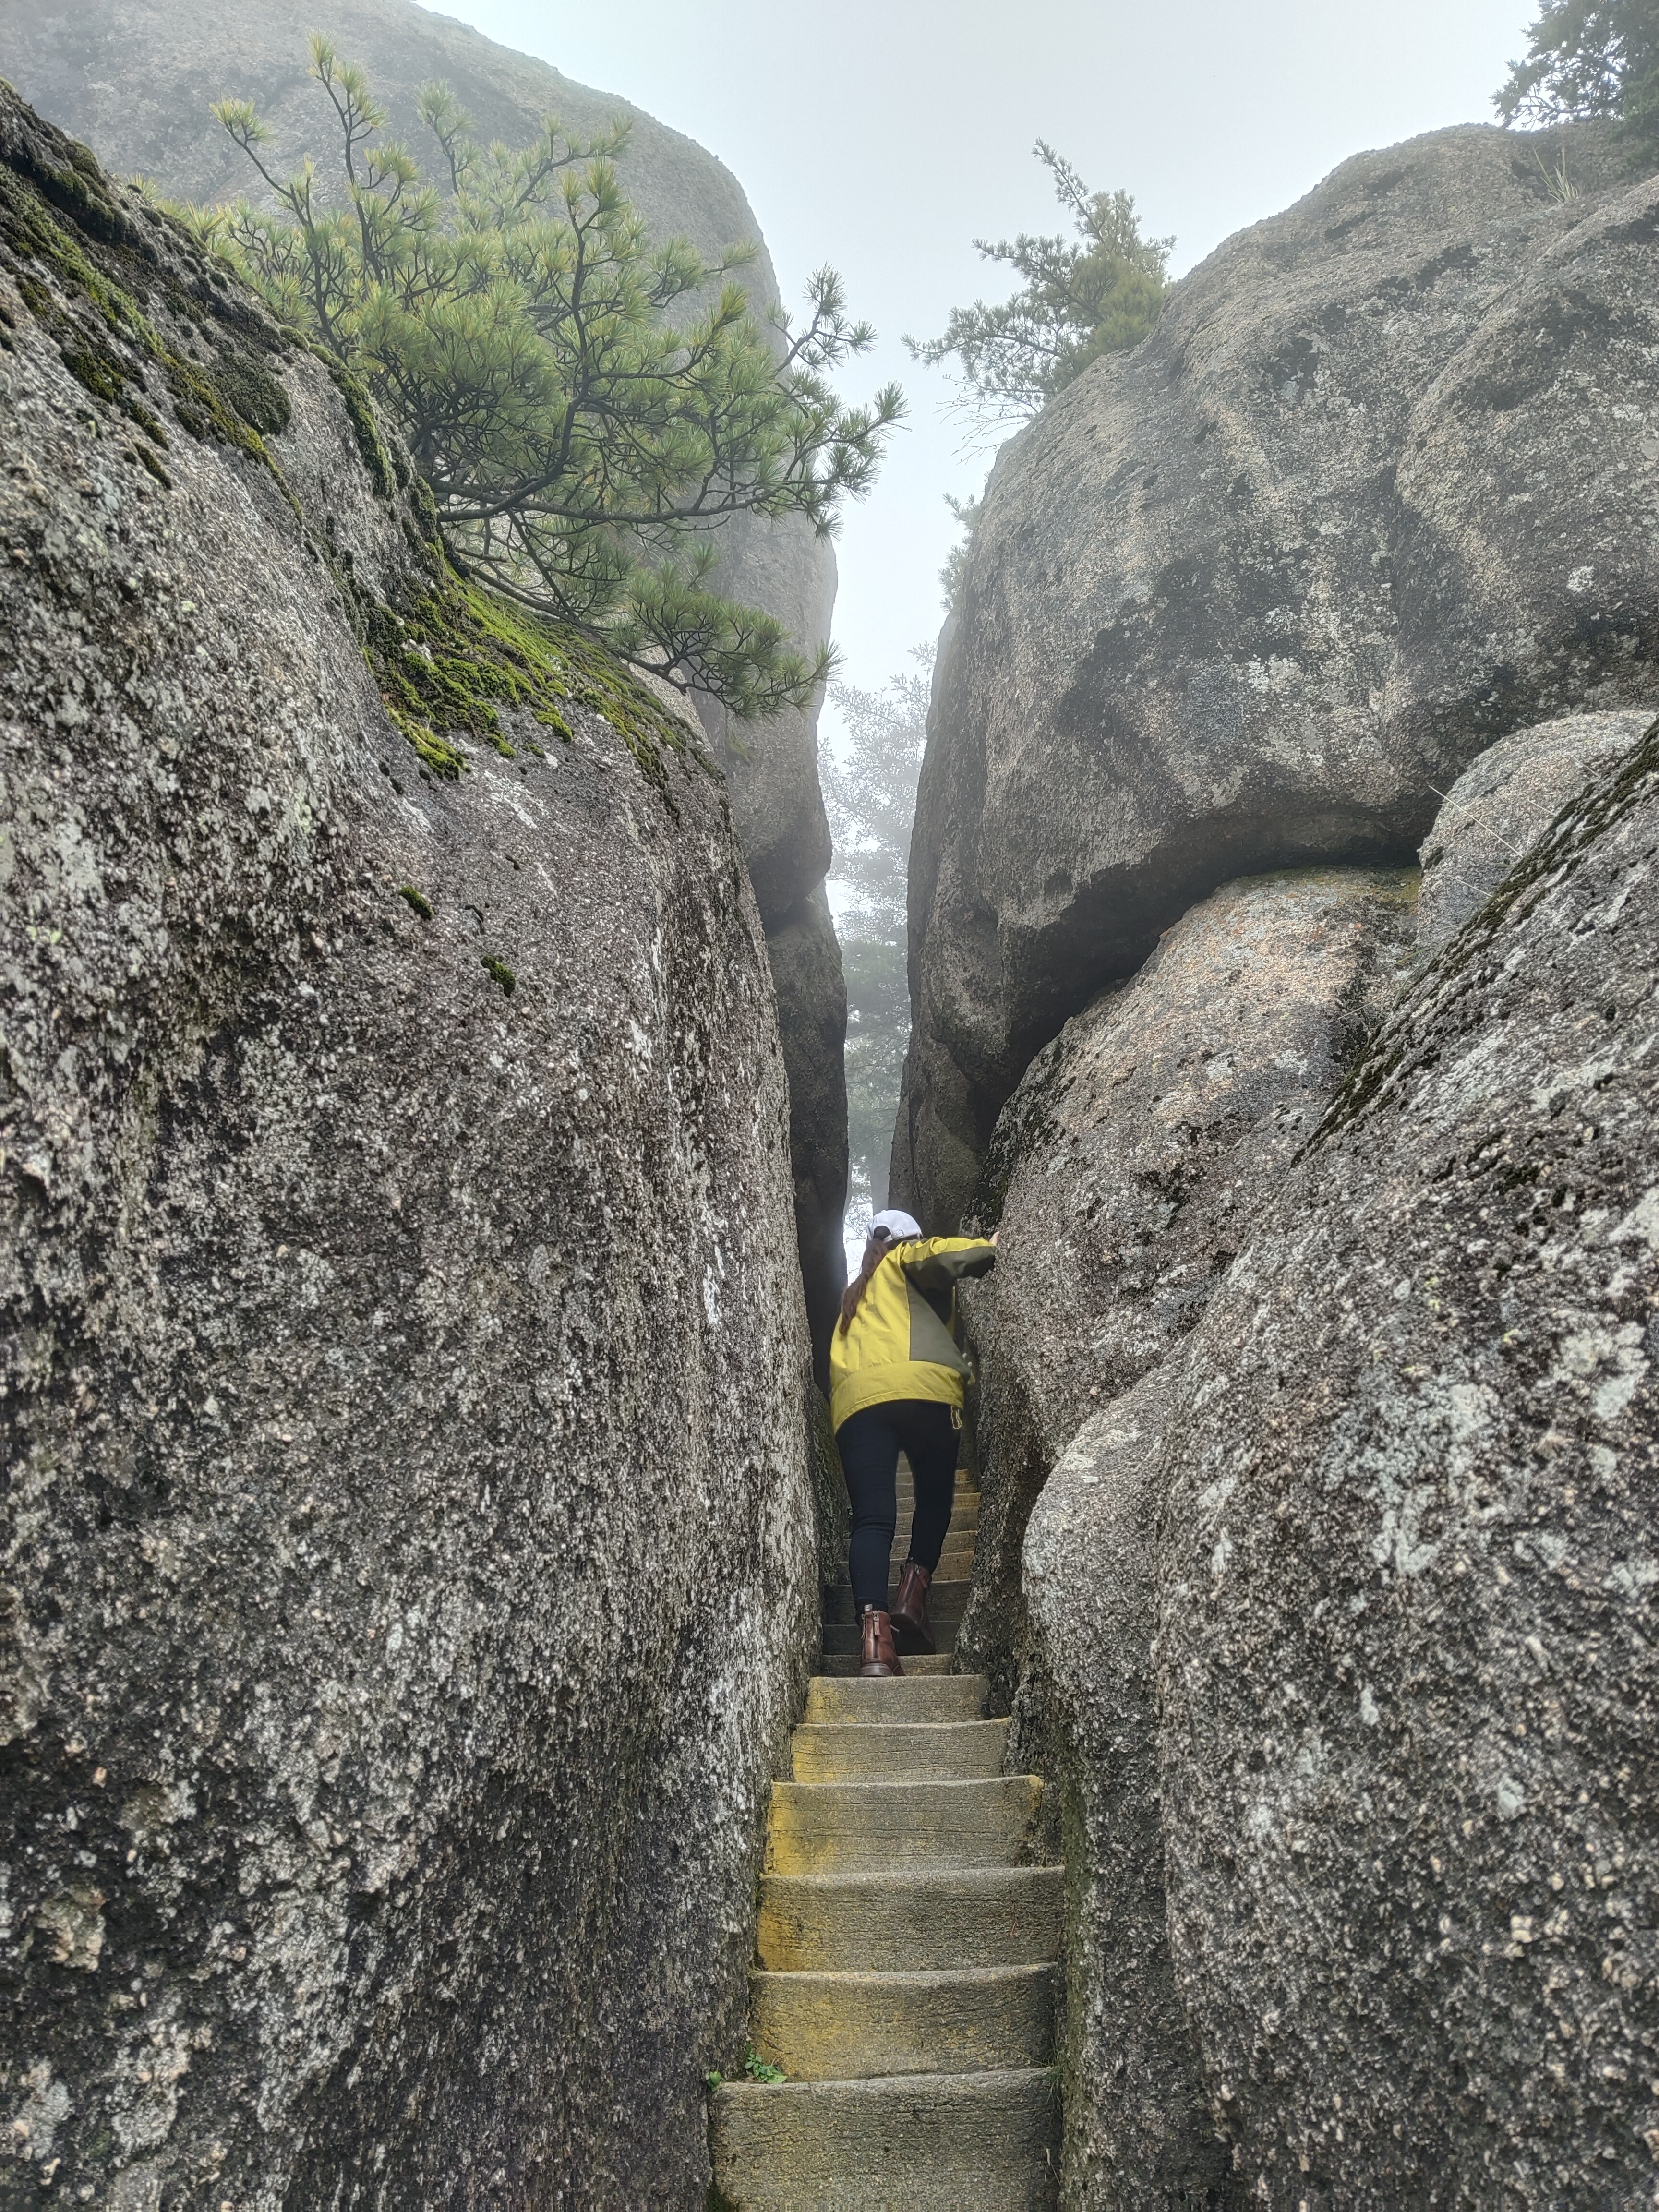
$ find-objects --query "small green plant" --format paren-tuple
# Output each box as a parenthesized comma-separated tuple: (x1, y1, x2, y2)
(1535, 139, 1583, 199)
(744, 2047, 786, 2084)
(481, 954, 517, 996)
(398, 884, 433, 919)
(907, 139, 1171, 436)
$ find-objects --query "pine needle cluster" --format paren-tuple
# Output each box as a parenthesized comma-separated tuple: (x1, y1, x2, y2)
(906, 141, 1172, 439)
(1497, 1, 1659, 165)
(184, 36, 902, 717)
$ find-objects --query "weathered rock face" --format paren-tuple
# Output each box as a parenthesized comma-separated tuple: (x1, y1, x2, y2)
(0, 91, 816, 2207)
(1014, 1361, 1235, 2209)
(9, 0, 754, 241)
(895, 120, 1659, 1233)
(1150, 719, 1659, 2203)
(1013, 722, 1659, 2202)
(958, 866, 1416, 1707)
(765, 881, 852, 1375)
(1418, 708, 1652, 953)
(6, 0, 849, 1356)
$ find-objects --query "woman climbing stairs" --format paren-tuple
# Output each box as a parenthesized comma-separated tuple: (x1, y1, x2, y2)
(710, 1462, 1062, 2207)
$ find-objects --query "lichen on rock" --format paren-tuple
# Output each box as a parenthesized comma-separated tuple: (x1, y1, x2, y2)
(1149, 716, 1659, 2202)
(1417, 708, 1654, 956)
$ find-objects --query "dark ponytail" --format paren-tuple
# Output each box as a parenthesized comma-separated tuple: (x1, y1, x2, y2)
(838, 1231, 893, 1334)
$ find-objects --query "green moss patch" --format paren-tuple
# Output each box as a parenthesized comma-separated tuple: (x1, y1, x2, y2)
(481, 954, 517, 995)
(0, 152, 292, 497)
(306, 346, 396, 498)
(361, 569, 691, 800)
(398, 884, 433, 920)
(211, 351, 291, 436)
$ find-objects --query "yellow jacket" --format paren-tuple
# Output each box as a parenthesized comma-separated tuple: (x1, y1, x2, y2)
(829, 1235, 998, 1432)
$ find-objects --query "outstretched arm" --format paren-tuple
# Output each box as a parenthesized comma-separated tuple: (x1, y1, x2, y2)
(902, 1235, 998, 1291)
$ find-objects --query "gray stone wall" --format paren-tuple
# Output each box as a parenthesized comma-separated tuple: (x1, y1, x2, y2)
(959, 865, 1418, 1715)
(0, 92, 815, 2206)
(4, 0, 849, 1360)
(894, 120, 1659, 1234)
(991, 716, 1659, 2200)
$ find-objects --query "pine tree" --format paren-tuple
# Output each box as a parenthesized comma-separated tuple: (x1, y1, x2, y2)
(1497, 0, 1659, 166)
(823, 655, 930, 1213)
(906, 141, 1171, 436)
(186, 36, 902, 717)
(938, 493, 980, 612)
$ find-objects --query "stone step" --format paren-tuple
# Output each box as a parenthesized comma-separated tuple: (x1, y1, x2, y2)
(708, 2068, 1060, 2208)
(821, 1580, 972, 1628)
(895, 1484, 977, 1511)
(757, 1865, 1063, 1972)
(765, 1778, 1043, 1876)
(819, 1544, 976, 1599)
(822, 1620, 964, 1657)
(804, 1675, 989, 1725)
(814, 1651, 957, 1677)
(750, 1963, 1058, 2082)
(792, 1718, 1009, 1783)
(933, 1569, 974, 1597)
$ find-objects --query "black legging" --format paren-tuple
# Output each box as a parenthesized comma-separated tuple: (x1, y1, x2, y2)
(837, 1398, 959, 1616)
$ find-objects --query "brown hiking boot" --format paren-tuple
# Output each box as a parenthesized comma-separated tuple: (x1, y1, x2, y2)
(890, 1559, 936, 1655)
(858, 1606, 903, 1678)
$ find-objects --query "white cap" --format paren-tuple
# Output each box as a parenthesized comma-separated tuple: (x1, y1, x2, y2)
(871, 1208, 922, 1241)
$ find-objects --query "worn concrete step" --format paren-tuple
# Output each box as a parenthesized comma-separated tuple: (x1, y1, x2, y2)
(814, 1650, 957, 1677)
(820, 1538, 975, 1580)
(925, 1564, 976, 1593)
(765, 1778, 1043, 1876)
(822, 1619, 965, 1657)
(757, 1865, 1063, 1972)
(822, 1580, 972, 1628)
(895, 1484, 977, 1510)
(709, 2068, 1060, 2208)
(792, 1718, 1009, 1783)
(751, 1963, 1058, 2081)
(804, 1675, 989, 1725)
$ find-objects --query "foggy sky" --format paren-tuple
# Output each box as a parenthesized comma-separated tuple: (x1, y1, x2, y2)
(434, 0, 1538, 700)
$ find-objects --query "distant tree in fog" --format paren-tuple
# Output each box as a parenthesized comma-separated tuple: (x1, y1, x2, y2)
(906, 141, 1172, 436)
(823, 656, 931, 1213)
(938, 493, 981, 613)
(1498, 0, 1659, 165)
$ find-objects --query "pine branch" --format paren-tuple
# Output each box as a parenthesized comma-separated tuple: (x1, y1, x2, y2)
(194, 40, 900, 716)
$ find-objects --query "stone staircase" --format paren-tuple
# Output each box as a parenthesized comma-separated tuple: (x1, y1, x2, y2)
(710, 1460, 1062, 2207)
